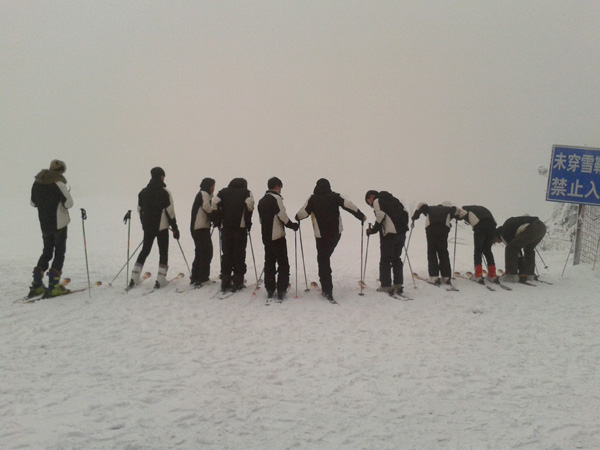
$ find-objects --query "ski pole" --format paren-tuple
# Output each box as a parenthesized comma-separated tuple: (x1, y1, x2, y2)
(360, 222, 365, 296)
(248, 230, 259, 285)
(298, 225, 309, 292)
(295, 230, 298, 298)
(404, 244, 417, 289)
(124, 210, 132, 290)
(403, 225, 414, 265)
(535, 248, 549, 270)
(80, 208, 92, 297)
(109, 240, 143, 286)
(452, 219, 458, 279)
(363, 231, 370, 283)
(177, 239, 191, 275)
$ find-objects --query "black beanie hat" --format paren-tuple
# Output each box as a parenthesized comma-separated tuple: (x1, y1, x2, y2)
(151, 167, 166, 179)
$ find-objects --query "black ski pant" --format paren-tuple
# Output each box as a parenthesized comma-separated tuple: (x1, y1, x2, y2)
(316, 234, 341, 295)
(221, 227, 247, 289)
(426, 224, 451, 278)
(505, 220, 547, 276)
(37, 227, 68, 273)
(137, 229, 169, 266)
(191, 228, 213, 283)
(264, 238, 290, 295)
(473, 225, 496, 267)
(379, 232, 405, 287)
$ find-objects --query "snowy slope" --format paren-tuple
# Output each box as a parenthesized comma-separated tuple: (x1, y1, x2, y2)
(2, 197, 600, 449)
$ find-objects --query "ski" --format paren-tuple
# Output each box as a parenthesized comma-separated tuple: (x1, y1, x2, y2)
(413, 273, 458, 292)
(311, 281, 337, 304)
(16, 278, 72, 304)
(125, 272, 152, 292)
(142, 272, 185, 296)
(175, 280, 217, 293)
(459, 272, 495, 292)
(489, 278, 513, 291)
(390, 289, 413, 301)
(534, 276, 553, 285)
(25, 281, 102, 303)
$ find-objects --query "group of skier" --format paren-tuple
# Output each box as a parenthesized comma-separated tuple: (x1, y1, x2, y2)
(29, 162, 548, 301)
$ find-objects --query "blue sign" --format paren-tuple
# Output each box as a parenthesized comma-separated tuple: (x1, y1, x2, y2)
(546, 145, 600, 206)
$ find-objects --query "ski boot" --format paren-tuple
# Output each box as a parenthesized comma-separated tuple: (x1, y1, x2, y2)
(44, 268, 70, 298)
(473, 265, 484, 284)
(486, 264, 498, 283)
(129, 263, 144, 288)
(376, 285, 394, 293)
(155, 264, 169, 289)
(28, 267, 47, 298)
(393, 284, 404, 295)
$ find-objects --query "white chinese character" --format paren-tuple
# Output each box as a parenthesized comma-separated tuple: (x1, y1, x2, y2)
(595, 156, 600, 174)
(553, 153, 567, 170)
(581, 155, 594, 173)
(567, 154, 581, 172)
(585, 181, 600, 200)
(550, 177, 568, 196)
(568, 179, 584, 197)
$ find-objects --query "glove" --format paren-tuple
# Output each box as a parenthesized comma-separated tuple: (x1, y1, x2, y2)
(366, 228, 376, 236)
(289, 222, 299, 231)
(410, 220, 415, 229)
(361, 214, 367, 224)
(172, 227, 180, 240)
(247, 223, 252, 232)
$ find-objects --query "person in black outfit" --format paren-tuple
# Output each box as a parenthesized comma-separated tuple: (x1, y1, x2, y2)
(495, 216, 547, 282)
(296, 178, 366, 301)
(190, 177, 216, 286)
(130, 167, 180, 289)
(211, 178, 254, 293)
(411, 203, 457, 286)
(456, 205, 498, 281)
(258, 177, 299, 300)
(30, 159, 74, 298)
(365, 190, 409, 294)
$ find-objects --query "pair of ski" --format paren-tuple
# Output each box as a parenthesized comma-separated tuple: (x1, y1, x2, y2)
(358, 281, 413, 301)
(412, 273, 459, 292)
(454, 272, 513, 291)
(141, 272, 185, 296)
(17, 279, 103, 304)
(175, 280, 217, 294)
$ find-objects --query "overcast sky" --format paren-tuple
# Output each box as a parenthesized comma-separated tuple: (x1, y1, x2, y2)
(2, 0, 599, 222)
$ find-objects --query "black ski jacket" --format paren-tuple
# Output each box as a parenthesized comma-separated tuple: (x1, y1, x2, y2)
(296, 179, 366, 240)
(458, 205, 497, 231)
(190, 178, 215, 232)
(370, 191, 409, 236)
(498, 216, 540, 243)
(31, 169, 73, 233)
(138, 178, 177, 234)
(211, 178, 254, 230)
(412, 203, 457, 229)
(258, 190, 295, 244)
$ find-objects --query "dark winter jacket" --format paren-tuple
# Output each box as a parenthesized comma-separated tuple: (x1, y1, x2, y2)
(296, 178, 366, 240)
(370, 191, 409, 236)
(457, 205, 497, 231)
(191, 178, 215, 232)
(138, 178, 177, 234)
(497, 216, 541, 243)
(258, 190, 295, 244)
(412, 203, 457, 229)
(31, 169, 73, 232)
(211, 178, 254, 230)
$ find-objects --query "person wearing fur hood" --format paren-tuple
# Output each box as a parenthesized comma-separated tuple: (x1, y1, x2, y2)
(29, 159, 74, 298)
(190, 177, 216, 287)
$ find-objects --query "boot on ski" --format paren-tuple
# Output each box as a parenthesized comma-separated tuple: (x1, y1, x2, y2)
(28, 266, 47, 298)
(129, 263, 144, 289)
(473, 265, 484, 284)
(486, 264, 498, 282)
(155, 264, 169, 289)
(44, 268, 70, 298)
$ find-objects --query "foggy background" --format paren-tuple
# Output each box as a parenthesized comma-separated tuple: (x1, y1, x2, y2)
(2, 1, 600, 244)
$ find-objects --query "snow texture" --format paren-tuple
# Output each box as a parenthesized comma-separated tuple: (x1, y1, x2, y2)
(2, 197, 600, 449)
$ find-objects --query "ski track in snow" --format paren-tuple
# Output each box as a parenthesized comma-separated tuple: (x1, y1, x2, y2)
(2, 205, 600, 449)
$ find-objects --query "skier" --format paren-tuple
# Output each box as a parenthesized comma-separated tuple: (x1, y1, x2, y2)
(296, 178, 367, 301)
(129, 167, 180, 289)
(494, 216, 547, 283)
(211, 178, 254, 293)
(456, 205, 498, 282)
(364, 190, 409, 295)
(190, 177, 216, 287)
(258, 177, 299, 300)
(29, 159, 74, 298)
(411, 202, 457, 286)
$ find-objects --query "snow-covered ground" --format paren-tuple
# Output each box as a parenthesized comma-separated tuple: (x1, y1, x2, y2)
(2, 196, 600, 449)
